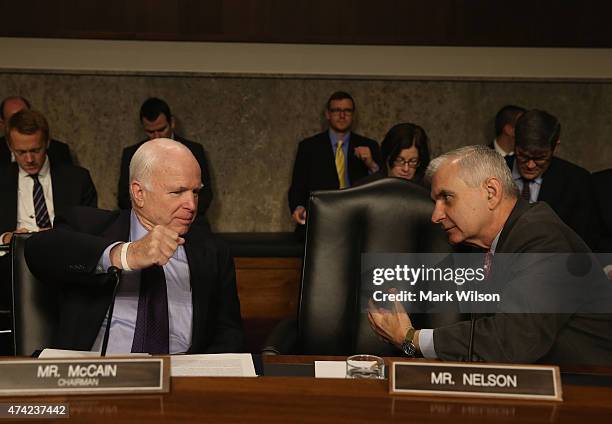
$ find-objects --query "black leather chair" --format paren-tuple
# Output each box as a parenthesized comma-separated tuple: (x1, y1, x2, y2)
(264, 178, 461, 355)
(0, 243, 11, 355)
(11, 233, 59, 356)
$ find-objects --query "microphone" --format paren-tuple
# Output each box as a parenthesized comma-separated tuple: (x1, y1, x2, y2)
(100, 266, 122, 357)
(468, 313, 475, 362)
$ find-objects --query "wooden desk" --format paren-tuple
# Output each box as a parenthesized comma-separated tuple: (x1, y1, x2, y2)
(1, 356, 611, 423)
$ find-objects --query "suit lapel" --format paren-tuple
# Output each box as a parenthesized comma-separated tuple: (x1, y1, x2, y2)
(318, 133, 340, 188)
(49, 164, 64, 213)
(184, 230, 212, 352)
(496, 199, 530, 253)
(537, 158, 562, 204)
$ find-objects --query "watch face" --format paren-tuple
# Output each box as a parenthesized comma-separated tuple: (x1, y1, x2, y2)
(402, 342, 416, 357)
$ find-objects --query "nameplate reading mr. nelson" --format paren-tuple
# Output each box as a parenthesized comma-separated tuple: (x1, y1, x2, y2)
(390, 362, 562, 401)
(0, 358, 169, 396)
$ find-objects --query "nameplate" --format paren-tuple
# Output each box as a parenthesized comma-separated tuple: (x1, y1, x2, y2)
(389, 361, 562, 401)
(0, 357, 169, 396)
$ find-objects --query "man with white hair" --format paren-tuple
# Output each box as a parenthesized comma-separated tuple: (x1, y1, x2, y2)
(369, 145, 612, 365)
(26, 139, 243, 354)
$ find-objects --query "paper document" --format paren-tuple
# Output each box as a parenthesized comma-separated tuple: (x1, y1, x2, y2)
(315, 361, 347, 378)
(171, 353, 257, 377)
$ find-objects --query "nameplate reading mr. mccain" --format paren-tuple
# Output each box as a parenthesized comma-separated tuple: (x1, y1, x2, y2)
(390, 362, 562, 401)
(0, 358, 169, 396)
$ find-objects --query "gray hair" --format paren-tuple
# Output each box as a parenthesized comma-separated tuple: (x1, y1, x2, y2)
(425, 145, 518, 198)
(129, 138, 194, 191)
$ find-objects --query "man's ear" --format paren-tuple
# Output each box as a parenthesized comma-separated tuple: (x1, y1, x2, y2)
(484, 177, 503, 209)
(504, 123, 515, 137)
(130, 181, 145, 208)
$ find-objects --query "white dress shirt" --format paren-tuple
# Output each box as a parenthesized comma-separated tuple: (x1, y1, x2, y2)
(1, 157, 54, 250)
(17, 157, 55, 231)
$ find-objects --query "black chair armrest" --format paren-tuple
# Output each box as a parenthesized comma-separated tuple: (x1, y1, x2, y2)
(261, 319, 297, 355)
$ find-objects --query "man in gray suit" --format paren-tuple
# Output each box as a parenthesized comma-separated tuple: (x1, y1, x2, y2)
(369, 145, 612, 366)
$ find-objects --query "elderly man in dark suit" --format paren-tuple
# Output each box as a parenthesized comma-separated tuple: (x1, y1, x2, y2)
(117, 97, 213, 228)
(288, 91, 382, 231)
(26, 139, 243, 354)
(0, 96, 73, 166)
(369, 145, 612, 366)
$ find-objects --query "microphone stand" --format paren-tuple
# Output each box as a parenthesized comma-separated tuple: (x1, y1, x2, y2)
(468, 313, 475, 362)
(101, 266, 122, 357)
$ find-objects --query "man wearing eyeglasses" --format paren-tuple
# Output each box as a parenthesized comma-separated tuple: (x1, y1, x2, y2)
(288, 91, 382, 232)
(508, 109, 593, 245)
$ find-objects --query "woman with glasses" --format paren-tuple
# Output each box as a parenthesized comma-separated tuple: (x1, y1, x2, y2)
(355, 122, 430, 186)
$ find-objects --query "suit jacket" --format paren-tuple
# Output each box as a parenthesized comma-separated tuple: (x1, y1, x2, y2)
(288, 131, 381, 213)
(117, 135, 213, 223)
(433, 200, 612, 366)
(24, 207, 243, 353)
(0, 136, 73, 167)
(592, 169, 612, 252)
(506, 156, 593, 246)
(0, 162, 97, 235)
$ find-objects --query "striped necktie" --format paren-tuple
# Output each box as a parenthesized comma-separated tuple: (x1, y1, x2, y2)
(335, 139, 346, 189)
(30, 174, 51, 229)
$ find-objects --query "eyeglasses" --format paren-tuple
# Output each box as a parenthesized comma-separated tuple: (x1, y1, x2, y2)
(328, 108, 354, 115)
(393, 157, 420, 168)
(515, 151, 552, 167)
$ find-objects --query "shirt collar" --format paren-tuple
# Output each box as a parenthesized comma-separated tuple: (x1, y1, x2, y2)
(329, 129, 351, 148)
(489, 229, 502, 254)
(492, 138, 513, 157)
(18, 155, 50, 179)
(511, 159, 543, 185)
(129, 209, 149, 242)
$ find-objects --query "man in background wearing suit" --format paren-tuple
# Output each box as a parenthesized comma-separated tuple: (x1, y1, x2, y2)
(0, 110, 96, 311)
(369, 145, 612, 366)
(489, 104, 526, 157)
(508, 109, 593, 245)
(0, 96, 73, 166)
(288, 91, 381, 230)
(26, 139, 243, 354)
(117, 97, 213, 228)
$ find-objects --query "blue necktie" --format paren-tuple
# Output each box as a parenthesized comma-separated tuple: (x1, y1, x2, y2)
(131, 265, 170, 354)
(30, 174, 51, 228)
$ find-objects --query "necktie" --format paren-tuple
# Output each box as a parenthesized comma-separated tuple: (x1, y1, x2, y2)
(30, 174, 51, 229)
(131, 265, 170, 354)
(483, 250, 494, 280)
(335, 140, 346, 189)
(520, 178, 531, 202)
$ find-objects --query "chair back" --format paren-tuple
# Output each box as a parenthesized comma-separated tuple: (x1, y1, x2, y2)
(11, 233, 59, 356)
(298, 178, 456, 355)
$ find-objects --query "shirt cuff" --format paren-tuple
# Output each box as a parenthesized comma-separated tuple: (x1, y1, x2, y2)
(418, 328, 438, 359)
(97, 242, 123, 273)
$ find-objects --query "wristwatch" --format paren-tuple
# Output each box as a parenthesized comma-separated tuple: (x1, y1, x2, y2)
(400, 327, 417, 357)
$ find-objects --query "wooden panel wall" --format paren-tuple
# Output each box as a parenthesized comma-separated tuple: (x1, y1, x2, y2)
(2, 1, 612, 47)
